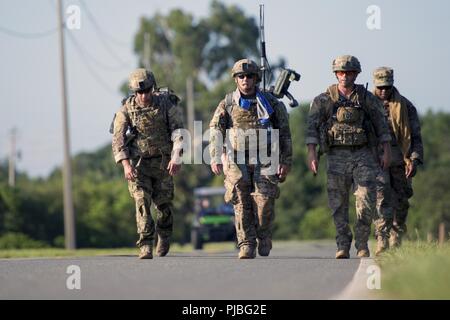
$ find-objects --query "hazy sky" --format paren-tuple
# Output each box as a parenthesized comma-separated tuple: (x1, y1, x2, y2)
(1, 0, 449, 177)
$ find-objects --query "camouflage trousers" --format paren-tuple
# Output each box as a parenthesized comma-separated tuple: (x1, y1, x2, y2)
(128, 156, 174, 247)
(224, 160, 280, 248)
(375, 164, 413, 240)
(327, 147, 379, 251)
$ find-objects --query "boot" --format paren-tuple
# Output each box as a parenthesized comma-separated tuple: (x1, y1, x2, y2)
(357, 248, 370, 258)
(257, 238, 272, 256)
(139, 244, 153, 259)
(238, 245, 256, 259)
(389, 232, 401, 248)
(375, 236, 389, 256)
(335, 248, 350, 259)
(156, 235, 170, 257)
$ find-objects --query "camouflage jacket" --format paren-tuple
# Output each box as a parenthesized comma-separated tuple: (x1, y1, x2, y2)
(306, 84, 391, 151)
(378, 89, 424, 165)
(112, 92, 184, 164)
(209, 89, 293, 166)
(406, 99, 424, 164)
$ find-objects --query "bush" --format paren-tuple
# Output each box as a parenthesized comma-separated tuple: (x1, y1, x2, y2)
(298, 206, 335, 239)
(0, 232, 49, 249)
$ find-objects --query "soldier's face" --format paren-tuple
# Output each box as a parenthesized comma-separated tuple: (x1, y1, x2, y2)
(135, 88, 152, 106)
(375, 86, 393, 100)
(335, 71, 358, 88)
(235, 73, 256, 95)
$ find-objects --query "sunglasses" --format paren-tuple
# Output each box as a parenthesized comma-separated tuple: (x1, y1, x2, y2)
(136, 88, 151, 94)
(377, 86, 393, 90)
(237, 74, 255, 79)
(336, 71, 357, 76)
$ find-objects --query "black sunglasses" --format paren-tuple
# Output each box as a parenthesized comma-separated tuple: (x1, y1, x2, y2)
(136, 88, 151, 94)
(237, 73, 255, 79)
(377, 86, 393, 90)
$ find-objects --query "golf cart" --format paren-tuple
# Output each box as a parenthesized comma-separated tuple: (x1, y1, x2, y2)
(191, 187, 236, 250)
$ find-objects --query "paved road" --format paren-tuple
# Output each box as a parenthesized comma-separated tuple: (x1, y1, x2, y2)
(0, 241, 364, 300)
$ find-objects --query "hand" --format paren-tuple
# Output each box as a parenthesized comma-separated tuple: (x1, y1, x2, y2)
(167, 160, 181, 176)
(307, 148, 319, 175)
(211, 163, 223, 175)
(122, 160, 137, 181)
(277, 164, 290, 182)
(405, 160, 418, 178)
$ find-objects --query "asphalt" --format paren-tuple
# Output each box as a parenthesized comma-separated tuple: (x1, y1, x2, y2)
(0, 241, 362, 300)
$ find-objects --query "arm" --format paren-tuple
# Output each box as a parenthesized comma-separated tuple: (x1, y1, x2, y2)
(305, 96, 325, 174)
(271, 98, 292, 181)
(209, 100, 227, 175)
(167, 101, 184, 176)
(112, 108, 131, 164)
(405, 100, 423, 177)
(307, 143, 319, 175)
(112, 108, 137, 180)
(366, 93, 392, 169)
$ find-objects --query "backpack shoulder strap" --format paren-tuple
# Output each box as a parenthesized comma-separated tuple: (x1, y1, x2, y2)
(225, 92, 234, 114)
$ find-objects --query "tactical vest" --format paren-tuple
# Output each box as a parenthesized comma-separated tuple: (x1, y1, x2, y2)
(327, 99, 368, 147)
(125, 97, 172, 157)
(225, 93, 272, 152)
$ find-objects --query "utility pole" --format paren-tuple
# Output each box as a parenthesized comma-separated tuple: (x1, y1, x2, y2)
(144, 32, 151, 70)
(186, 76, 194, 135)
(8, 128, 17, 188)
(57, 0, 76, 250)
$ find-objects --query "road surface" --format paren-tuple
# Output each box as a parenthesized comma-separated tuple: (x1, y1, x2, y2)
(0, 241, 376, 300)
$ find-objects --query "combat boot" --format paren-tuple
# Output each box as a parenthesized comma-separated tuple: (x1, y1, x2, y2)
(389, 232, 401, 248)
(357, 248, 370, 258)
(335, 248, 350, 259)
(156, 235, 170, 257)
(139, 244, 153, 259)
(238, 245, 256, 259)
(257, 238, 272, 256)
(375, 236, 389, 256)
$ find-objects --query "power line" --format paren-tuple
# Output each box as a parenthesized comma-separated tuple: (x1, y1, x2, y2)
(67, 31, 131, 71)
(66, 31, 120, 95)
(49, 1, 130, 71)
(79, 0, 132, 48)
(78, 0, 132, 69)
(0, 25, 57, 39)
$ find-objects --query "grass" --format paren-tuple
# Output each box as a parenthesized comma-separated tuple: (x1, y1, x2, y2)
(376, 241, 450, 299)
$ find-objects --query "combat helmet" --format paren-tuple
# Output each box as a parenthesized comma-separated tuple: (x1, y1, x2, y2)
(231, 59, 261, 82)
(332, 55, 362, 73)
(128, 68, 156, 92)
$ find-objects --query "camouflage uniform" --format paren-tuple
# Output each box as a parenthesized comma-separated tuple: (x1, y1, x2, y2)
(306, 56, 391, 257)
(373, 67, 424, 249)
(112, 69, 184, 253)
(209, 59, 292, 258)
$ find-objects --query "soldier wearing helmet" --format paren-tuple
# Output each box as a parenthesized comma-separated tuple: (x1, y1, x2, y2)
(306, 55, 392, 259)
(112, 68, 184, 259)
(372, 67, 424, 255)
(209, 58, 293, 259)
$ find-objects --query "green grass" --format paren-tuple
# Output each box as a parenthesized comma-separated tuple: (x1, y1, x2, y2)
(376, 241, 450, 299)
(0, 242, 238, 259)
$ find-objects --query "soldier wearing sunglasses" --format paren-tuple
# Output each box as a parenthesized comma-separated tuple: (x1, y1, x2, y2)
(112, 68, 184, 259)
(209, 59, 292, 259)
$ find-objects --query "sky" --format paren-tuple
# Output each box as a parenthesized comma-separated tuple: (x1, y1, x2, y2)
(1, 0, 449, 177)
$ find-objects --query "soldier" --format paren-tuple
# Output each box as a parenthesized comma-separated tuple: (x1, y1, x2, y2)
(373, 67, 424, 254)
(306, 55, 391, 259)
(112, 68, 184, 259)
(209, 59, 292, 259)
